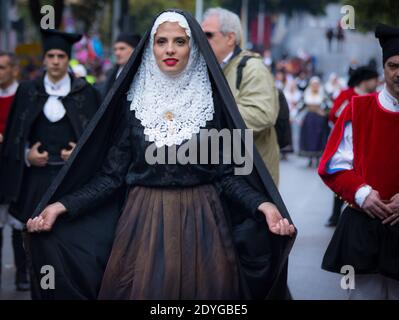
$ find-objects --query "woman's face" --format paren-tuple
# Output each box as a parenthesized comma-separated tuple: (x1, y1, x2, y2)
(153, 22, 190, 76)
(310, 81, 320, 93)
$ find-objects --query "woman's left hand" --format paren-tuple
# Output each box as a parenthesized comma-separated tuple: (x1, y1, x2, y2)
(27, 202, 66, 233)
(258, 202, 296, 236)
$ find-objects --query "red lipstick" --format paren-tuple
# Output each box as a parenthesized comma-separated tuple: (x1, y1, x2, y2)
(164, 58, 178, 66)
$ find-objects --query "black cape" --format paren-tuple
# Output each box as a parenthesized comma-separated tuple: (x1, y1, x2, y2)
(97, 66, 119, 100)
(32, 9, 296, 300)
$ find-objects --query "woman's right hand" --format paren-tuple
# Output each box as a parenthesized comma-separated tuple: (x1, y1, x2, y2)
(27, 202, 67, 233)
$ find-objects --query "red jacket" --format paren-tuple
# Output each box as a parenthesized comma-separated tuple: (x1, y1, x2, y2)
(328, 87, 357, 125)
(0, 95, 14, 135)
(319, 93, 399, 206)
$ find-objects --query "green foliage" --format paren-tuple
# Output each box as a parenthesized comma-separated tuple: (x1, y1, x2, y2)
(342, 0, 399, 32)
(70, 0, 108, 33)
(210, 0, 338, 16)
(128, 0, 195, 35)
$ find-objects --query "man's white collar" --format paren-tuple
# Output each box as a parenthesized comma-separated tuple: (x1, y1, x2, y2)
(378, 86, 399, 112)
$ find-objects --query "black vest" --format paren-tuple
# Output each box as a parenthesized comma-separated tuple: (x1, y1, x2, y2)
(29, 111, 76, 163)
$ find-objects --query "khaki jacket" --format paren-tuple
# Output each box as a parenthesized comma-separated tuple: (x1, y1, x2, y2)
(223, 50, 280, 184)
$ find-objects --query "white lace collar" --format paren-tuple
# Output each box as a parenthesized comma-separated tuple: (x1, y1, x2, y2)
(127, 12, 214, 148)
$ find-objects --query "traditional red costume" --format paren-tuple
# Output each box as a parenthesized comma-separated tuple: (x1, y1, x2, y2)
(328, 87, 357, 125)
(318, 93, 399, 279)
(320, 93, 399, 206)
(0, 95, 14, 135)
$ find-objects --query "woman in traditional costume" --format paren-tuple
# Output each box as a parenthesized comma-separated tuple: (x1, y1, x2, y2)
(27, 10, 296, 300)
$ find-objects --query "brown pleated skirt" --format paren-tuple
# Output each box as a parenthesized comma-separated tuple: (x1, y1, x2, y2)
(98, 185, 240, 300)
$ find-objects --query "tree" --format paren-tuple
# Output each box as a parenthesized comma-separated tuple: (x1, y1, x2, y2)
(215, 0, 338, 16)
(27, 0, 110, 34)
(342, 0, 399, 32)
(70, 0, 108, 33)
(128, 0, 195, 35)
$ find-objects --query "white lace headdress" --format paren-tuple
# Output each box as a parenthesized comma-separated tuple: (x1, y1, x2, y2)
(127, 11, 214, 147)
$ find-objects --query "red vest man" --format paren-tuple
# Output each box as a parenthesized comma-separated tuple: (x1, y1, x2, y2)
(319, 24, 399, 299)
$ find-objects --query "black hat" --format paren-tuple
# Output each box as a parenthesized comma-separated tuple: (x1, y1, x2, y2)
(41, 29, 82, 58)
(115, 33, 141, 49)
(375, 23, 399, 65)
(348, 66, 379, 88)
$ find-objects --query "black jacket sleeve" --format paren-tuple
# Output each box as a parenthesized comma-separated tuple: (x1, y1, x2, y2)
(218, 164, 269, 220)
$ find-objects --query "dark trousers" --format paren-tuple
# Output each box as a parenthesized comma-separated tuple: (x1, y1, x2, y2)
(0, 228, 2, 284)
(0, 227, 29, 285)
(12, 228, 29, 284)
(328, 196, 344, 224)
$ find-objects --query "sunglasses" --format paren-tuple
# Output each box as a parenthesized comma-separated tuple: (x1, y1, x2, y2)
(205, 31, 221, 39)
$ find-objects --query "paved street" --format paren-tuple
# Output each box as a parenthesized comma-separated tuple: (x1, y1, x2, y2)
(280, 155, 347, 300)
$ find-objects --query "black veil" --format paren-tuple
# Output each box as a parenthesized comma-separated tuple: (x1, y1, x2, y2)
(33, 9, 296, 299)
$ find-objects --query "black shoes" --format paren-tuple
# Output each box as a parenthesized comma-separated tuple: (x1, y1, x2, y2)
(15, 270, 30, 292)
(325, 220, 338, 227)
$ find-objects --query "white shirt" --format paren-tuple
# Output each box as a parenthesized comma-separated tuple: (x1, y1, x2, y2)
(43, 73, 71, 123)
(116, 66, 124, 79)
(0, 81, 18, 97)
(327, 86, 399, 207)
(220, 51, 234, 69)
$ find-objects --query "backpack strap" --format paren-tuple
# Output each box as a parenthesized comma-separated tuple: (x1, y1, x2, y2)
(236, 55, 254, 90)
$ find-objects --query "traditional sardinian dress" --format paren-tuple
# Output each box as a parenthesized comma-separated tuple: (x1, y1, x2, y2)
(299, 85, 330, 158)
(30, 10, 295, 300)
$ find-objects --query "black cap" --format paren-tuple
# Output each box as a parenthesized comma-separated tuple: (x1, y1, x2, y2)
(375, 23, 399, 65)
(115, 33, 141, 49)
(41, 29, 82, 58)
(348, 66, 379, 88)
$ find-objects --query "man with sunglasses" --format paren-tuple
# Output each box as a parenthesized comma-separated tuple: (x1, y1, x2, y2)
(202, 7, 280, 185)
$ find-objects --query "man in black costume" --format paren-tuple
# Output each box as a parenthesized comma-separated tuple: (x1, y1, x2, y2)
(100, 33, 141, 99)
(0, 29, 100, 298)
(25, 10, 296, 300)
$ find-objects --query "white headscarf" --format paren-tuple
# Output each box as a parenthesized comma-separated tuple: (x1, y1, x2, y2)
(127, 11, 214, 147)
(304, 76, 324, 106)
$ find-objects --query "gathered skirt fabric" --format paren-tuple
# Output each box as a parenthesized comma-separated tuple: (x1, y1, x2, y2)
(322, 206, 399, 281)
(98, 184, 241, 300)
